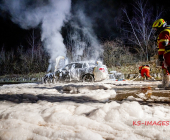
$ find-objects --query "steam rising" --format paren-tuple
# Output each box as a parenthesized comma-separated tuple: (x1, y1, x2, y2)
(0, 0, 71, 61)
(67, 9, 103, 61)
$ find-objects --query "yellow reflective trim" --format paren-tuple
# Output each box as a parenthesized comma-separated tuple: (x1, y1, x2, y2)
(164, 50, 170, 54)
(160, 28, 170, 34)
(158, 39, 169, 43)
(142, 66, 150, 70)
(158, 49, 165, 51)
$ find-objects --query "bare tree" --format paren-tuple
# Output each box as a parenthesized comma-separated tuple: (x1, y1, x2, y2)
(103, 39, 136, 67)
(120, 0, 163, 61)
(26, 29, 37, 62)
(0, 45, 5, 62)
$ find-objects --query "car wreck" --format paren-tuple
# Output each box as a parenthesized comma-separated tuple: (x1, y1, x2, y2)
(43, 56, 108, 83)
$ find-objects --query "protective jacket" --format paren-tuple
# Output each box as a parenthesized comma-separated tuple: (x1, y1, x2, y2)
(139, 66, 143, 73)
(139, 65, 151, 78)
(157, 27, 170, 73)
(157, 27, 170, 56)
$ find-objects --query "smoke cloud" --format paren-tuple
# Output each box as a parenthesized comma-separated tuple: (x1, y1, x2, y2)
(0, 0, 71, 61)
(66, 8, 103, 62)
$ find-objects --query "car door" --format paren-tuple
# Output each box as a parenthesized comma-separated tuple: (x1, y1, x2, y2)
(75, 63, 84, 80)
(70, 63, 83, 81)
(69, 63, 75, 80)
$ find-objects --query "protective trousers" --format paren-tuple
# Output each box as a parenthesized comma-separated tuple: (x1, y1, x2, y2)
(141, 67, 151, 78)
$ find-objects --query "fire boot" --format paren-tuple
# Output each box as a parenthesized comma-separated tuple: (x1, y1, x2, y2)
(158, 69, 169, 88)
(165, 67, 170, 89)
(164, 74, 170, 90)
(164, 75, 170, 90)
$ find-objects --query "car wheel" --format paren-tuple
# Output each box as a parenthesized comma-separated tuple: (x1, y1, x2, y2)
(53, 76, 59, 83)
(83, 74, 94, 82)
(43, 77, 48, 84)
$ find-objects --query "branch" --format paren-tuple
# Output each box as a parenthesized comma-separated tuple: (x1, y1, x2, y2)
(122, 8, 142, 47)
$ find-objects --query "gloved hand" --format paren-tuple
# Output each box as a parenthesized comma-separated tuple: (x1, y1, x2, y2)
(159, 55, 164, 61)
(139, 70, 141, 73)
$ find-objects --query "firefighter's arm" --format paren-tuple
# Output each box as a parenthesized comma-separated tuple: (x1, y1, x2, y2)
(158, 31, 170, 53)
(158, 54, 164, 61)
(158, 48, 164, 65)
(157, 31, 169, 63)
(161, 33, 169, 46)
(158, 48, 164, 66)
(158, 42, 165, 58)
(139, 66, 142, 73)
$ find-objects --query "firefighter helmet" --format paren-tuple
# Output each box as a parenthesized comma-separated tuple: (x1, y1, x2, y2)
(152, 19, 167, 28)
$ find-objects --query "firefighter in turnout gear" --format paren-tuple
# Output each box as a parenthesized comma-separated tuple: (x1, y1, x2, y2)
(152, 19, 170, 88)
(139, 65, 155, 81)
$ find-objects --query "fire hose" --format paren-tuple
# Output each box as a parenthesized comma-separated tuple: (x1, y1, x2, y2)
(130, 74, 140, 81)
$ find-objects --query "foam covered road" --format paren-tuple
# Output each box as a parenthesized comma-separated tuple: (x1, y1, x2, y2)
(0, 80, 170, 140)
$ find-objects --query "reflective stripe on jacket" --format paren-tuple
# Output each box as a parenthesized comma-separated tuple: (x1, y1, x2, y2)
(157, 27, 170, 55)
(142, 66, 150, 70)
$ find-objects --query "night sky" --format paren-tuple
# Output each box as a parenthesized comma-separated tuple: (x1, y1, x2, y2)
(0, 0, 170, 51)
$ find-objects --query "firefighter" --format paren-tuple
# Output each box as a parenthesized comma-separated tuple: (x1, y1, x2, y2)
(152, 19, 170, 88)
(139, 65, 154, 81)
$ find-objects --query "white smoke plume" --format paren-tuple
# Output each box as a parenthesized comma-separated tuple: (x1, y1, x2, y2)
(68, 9, 103, 62)
(0, 0, 71, 62)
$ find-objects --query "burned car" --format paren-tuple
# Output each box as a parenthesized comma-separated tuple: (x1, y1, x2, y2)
(56, 61, 108, 82)
(43, 61, 108, 83)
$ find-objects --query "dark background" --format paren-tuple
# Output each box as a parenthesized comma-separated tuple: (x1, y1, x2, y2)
(0, 0, 170, 51)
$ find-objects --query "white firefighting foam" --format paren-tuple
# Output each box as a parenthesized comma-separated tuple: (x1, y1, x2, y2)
(0, 81, 170, 140)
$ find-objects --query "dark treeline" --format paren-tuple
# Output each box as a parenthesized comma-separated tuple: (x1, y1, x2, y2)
(0, 44, 49, 75)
